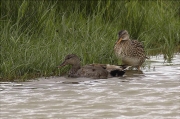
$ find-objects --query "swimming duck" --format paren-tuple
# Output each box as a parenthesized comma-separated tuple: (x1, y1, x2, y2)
(114, 30, 148, 70)
(58, 54, 125, 79)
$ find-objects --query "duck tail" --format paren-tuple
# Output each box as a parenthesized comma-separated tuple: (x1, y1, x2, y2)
(110, 70, 125, 77)
(117, 65, 129, 70)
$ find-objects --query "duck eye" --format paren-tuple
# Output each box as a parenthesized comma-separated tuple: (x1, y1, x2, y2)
(66, 57, 70, 60)
(65, 56, 70, 60)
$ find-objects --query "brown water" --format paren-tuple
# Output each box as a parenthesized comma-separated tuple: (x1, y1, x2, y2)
(0, 54, 180, 119)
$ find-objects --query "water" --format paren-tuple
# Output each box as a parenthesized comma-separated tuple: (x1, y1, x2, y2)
(0, 54, 180, 119)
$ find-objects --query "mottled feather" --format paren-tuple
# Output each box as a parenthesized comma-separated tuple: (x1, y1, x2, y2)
(114, 30, 147, 70)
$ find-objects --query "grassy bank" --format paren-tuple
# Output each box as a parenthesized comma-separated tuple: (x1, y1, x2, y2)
(1, 0, 180, 81)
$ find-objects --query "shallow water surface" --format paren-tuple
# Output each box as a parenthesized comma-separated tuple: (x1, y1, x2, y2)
(0, 54, 180, 119)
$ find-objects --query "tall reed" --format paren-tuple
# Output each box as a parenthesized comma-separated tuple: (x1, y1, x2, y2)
(1, 0, 180, 81)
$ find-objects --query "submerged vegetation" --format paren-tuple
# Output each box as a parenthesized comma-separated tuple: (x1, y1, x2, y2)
(1, 0, 180, 81)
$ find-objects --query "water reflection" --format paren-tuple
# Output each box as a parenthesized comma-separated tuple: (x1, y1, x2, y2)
(62, 81, 80, 84)
(0, 54, 180, 118)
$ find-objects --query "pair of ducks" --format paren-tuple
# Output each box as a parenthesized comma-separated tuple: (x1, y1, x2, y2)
(58, 30, 147, 79)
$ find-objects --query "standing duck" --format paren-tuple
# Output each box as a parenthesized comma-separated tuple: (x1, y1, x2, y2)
(58, 54, 125, 79)
(114, 30, 147, 70)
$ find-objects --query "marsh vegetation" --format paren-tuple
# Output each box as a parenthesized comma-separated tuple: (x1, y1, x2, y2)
(1, 0, 180, 81)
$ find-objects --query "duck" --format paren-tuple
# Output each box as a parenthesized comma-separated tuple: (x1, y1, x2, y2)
(114, 30, 148, 70)
(58, 54, 125, 79)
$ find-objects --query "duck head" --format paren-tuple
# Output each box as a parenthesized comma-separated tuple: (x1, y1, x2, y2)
(115, 30, 130, 45)
(58, 54, 81, 68)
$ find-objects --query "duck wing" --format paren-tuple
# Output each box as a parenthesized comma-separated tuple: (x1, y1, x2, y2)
(89, 64, 125, 77)
(131, 40, 146, 58)
(77, 64, 108, 79)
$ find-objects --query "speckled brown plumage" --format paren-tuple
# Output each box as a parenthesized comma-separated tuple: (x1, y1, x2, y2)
(114, 30, 147, 70)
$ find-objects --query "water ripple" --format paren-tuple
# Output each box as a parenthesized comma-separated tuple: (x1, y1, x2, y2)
(0, 54, 180, 118)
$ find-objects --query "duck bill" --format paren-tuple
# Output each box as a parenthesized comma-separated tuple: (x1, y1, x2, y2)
(116, 37, 122, 45)
(57, 61, 67, 68)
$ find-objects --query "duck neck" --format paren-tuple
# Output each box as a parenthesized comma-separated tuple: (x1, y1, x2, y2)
(68, 63, 81, 76)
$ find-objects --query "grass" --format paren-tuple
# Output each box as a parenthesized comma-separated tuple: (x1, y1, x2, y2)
(0, 0, 180, 81)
